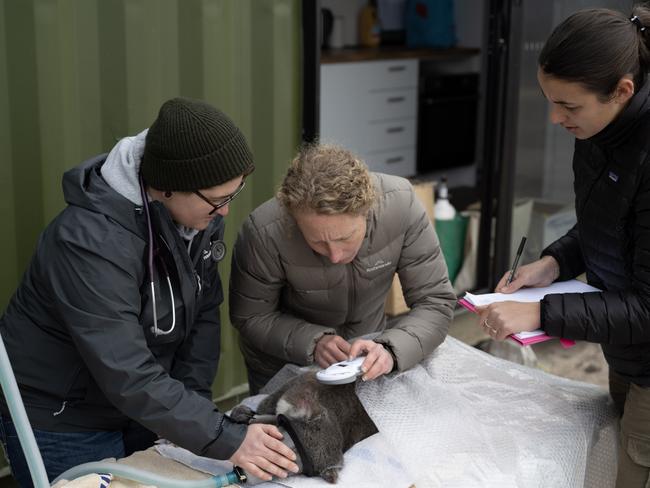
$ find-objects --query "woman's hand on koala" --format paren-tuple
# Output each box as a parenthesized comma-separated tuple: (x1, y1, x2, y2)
(229, 423, 300, 481)
(348, 339, 394, 381)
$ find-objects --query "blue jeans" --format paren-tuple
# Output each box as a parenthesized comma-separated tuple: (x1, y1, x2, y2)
(0, 414, 155, 487)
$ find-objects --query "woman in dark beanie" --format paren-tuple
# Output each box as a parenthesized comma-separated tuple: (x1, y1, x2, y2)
(0, 97, 298, 485)
(475, 6, 650, 486)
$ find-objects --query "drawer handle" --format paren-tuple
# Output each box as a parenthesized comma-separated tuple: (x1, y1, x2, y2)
(387, 96, 405, 103)
(388, 65, 407, 72)
(386, 156, 404, 164)
(386, 126, 404, 134)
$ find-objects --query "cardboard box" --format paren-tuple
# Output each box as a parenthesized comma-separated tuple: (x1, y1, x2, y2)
(412, 181, 436, 224)
(385, 181, 436, 316)
(385, 273, 410, 317)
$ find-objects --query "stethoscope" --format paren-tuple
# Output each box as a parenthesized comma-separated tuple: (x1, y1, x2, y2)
(139, 176, 176, 337)
(138, 176, 226, 337)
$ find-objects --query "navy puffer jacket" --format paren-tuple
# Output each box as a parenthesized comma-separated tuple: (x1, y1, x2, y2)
(541, 81, 650, 385)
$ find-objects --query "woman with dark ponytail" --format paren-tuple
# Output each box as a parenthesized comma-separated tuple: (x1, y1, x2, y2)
(476, 5, 650, 486)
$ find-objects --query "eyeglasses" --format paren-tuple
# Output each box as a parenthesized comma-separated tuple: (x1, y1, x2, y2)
(193, 180, 246, 215)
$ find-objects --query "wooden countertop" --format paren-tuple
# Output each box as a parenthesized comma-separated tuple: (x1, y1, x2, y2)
(320, 46, 480, 64)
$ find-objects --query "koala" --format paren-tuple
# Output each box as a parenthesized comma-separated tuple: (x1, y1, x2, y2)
(230, 371, 378, 484)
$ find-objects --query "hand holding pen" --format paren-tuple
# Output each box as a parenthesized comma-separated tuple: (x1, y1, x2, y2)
(495, 236, 527, 292)
(495, 250, 560, 293)
(506, 236, 527, 286)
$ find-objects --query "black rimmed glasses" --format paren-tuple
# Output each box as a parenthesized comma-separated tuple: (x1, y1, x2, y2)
(194, 179, 246, 215)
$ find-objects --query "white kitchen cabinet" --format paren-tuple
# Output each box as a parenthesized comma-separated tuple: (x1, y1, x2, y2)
(319, 59, 418, 177)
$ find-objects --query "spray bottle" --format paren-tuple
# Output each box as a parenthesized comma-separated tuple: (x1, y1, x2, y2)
(434, 176, 456, 220)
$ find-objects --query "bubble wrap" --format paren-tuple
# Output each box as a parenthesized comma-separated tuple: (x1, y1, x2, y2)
(356, 336, 618, 488)
(156, 336, 618, 488)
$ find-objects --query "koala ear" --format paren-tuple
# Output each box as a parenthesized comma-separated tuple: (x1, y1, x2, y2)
(320, 466, 341, 484)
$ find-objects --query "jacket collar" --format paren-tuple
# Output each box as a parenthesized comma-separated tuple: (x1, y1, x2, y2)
(589, 80, 650, 148)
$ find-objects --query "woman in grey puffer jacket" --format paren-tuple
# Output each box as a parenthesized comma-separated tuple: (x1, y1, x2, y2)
(230, 144, 456, 394)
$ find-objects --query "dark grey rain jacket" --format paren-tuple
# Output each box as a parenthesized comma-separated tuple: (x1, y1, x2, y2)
(0, 155, 246, 459)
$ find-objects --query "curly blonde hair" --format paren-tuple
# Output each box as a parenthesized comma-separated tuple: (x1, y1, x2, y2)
(277, 144, 377, 215)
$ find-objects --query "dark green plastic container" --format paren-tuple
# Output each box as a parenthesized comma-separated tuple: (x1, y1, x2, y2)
(435, 214, 469, 284)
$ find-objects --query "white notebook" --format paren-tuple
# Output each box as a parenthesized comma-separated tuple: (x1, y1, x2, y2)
(460, 279, 600, 345)
(463, 279, 600, 307)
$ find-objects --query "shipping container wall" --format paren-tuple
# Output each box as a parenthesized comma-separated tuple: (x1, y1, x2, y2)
(0, 0, 301, 407)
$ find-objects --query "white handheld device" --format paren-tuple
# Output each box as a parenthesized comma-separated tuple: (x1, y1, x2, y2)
(316, 356, 365, 385)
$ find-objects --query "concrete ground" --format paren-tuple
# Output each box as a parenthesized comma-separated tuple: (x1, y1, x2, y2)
(450, 307, 609, 390)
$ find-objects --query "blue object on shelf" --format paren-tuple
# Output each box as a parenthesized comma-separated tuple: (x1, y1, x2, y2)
(405, 0, 456, 48)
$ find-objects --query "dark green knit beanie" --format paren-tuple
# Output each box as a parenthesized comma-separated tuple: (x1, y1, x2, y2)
(141, 97, 254, 191)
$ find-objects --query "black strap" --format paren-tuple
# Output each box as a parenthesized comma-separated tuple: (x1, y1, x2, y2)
(277, 414, 315, 477)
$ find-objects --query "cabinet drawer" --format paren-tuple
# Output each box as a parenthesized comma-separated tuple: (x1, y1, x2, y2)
(320, 59, 418, 95)
(320, 117, 416, 155)
(365, 89, 417, 121)
(354, 59, 418, 91)
(365, 118, 417, 152)
(362, 147, 416, 177)
(319, 59, 419, 178)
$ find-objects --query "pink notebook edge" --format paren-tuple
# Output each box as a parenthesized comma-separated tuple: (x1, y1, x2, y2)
(457, 298, 575, 348)
(457, 298, 476, 313)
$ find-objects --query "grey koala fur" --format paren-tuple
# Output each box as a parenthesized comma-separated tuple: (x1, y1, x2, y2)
(230, 371, 378, 484)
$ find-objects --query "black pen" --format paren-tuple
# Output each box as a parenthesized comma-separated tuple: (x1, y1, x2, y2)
(506, 236, 527, 286)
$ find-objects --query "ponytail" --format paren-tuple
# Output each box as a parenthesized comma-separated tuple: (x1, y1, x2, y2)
(631, 5, 650, 84)
(539, 5, 650, 99)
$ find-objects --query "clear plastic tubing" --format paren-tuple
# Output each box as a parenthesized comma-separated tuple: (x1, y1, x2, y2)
(53, 462, 240, 487)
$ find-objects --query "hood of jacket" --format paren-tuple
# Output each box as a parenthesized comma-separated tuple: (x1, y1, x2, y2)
(62, 152, 147, 239)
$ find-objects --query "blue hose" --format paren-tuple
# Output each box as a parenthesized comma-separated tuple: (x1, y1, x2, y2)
(0, 334, 245, 487)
